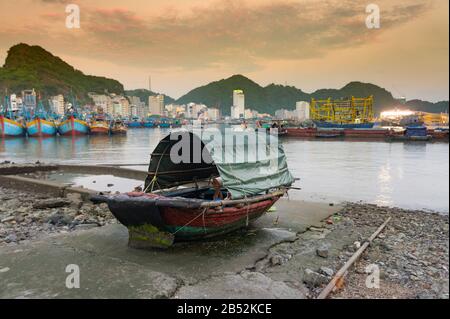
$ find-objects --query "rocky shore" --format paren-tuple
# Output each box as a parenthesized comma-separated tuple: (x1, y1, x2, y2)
(0, 176, 448, 299)
(253, 202, 449, 299)
(0, 186, 116, 245)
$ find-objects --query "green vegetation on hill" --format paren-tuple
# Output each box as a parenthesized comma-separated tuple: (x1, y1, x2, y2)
(177, 75, 448, 115)
(125, 89, 175, 105)
(0, 43, 123, 102)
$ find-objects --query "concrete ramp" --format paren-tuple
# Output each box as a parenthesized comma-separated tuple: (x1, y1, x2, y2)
(0, 199, 341, 299)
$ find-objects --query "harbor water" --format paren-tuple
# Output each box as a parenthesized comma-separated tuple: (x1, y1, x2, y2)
(1, 128, 448, 213)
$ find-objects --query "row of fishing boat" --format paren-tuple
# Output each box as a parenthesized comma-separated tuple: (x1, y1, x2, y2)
(127, 116, 184, 129)
(0, 99, 127, 138)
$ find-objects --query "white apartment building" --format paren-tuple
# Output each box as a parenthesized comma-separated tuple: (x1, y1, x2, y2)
(49, 94, 65, 115)
(149, 94, 165, 115)
(186, 103, 207, 119)
(296, 101, 310, 121)
(10, 94, 23, 112)
(231, 89, 245, 119)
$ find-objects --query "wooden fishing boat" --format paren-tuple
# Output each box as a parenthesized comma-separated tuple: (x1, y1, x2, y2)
(59, 115, 89, 136)
(110, 119, 128, 134)
(90, 113, 110, 135)
(0, 116, 26, 137)
(26, 118, 57, 137)
(91, 131, 295, 248)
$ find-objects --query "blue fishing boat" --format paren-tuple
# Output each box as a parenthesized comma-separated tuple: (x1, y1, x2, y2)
(0, 96, 26, 138)
(143, 117, 156, 128)
(26, 101, 57, 137)
(159, 117, 170, 128)
(314, 121, 374, 129)
(58, 100, 89, 136)
(127, 116, 143, 128)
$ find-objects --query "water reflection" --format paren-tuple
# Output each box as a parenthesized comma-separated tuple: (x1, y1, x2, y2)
(0, 130, 449, 212)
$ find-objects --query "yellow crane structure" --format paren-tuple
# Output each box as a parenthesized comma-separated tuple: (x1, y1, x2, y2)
(310, 96, 375, 124)
(419, 112, 449, 127)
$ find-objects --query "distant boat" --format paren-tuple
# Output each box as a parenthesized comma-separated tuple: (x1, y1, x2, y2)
(26, 101, 57, 137)
(314, 121, 374, 129)
(127, 117, 143, 128)
(159, 118, 170, 128)
(142, 119, 156, 128)
(110, 119, 128, 135)
(90, 113, 110, 135)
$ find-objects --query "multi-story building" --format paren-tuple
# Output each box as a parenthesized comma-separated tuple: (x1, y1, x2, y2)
(275, 109, 297, 120)
(186, 103, 207, 119)
(89, 93, 113, 114)
(207, 108, 221, 121)
(231, 89, 245, 119)
(149, 94, 165, 115)
(22, 89, 37, 114)
(49, 94, 65, 115)
(10, 94, 22, 112)
(296, 101, 310, 121)
(244, 109, 259, 119)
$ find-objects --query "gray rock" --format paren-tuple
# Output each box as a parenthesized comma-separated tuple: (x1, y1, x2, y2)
(5, 233, 17, 243)
(303, 268, 329, 287)
(46, 211, 73, 226)
(319, 266, 334, 277)
(33, 198, 71, 209)
(316, 245, 329, 258)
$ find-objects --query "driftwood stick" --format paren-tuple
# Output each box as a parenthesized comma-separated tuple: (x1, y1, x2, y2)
(317, 216, 392, 299)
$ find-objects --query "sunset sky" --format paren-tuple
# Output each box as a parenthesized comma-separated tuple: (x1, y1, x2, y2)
(0, 0, 448, 101)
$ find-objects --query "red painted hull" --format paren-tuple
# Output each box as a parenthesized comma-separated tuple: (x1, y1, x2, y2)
(343, 129, 389, 138)
(286, 128, 317, 137)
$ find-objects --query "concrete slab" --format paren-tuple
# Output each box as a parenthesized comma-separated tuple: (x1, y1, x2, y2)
(0, 199, 341, 299)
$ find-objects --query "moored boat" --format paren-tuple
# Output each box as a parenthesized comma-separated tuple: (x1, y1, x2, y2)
(0, 116, 26, 137)
(91, 130, 295, 248)
(89, 111, 110, 135)
(110, 119, 128, 134)
(26, 101, 57, 137)
(127, 117, 143, 128)
(59, 115, 89, 136)
(0, 96, 26, 137)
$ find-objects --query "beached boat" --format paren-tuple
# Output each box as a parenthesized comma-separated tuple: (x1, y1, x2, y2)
(26, 102, 57, 137)
(91, 131, 295, 248)
(110, 119, 128, 134)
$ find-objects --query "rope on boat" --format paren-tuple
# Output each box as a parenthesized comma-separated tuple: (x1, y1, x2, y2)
(144, 142, 172, 193)
(172, 207, 208, 235)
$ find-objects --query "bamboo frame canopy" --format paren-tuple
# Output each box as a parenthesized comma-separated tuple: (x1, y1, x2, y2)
(144, 130, 295, 199)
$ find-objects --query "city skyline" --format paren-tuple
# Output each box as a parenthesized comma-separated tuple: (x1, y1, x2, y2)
(0, 0, 448, 102)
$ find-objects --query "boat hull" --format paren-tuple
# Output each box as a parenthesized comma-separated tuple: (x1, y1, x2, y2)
(26, 119, 57, 137)
(92, 192, 280, 247)
(0, 117, 26, 137)
(90, 123, 110, 135)
(128, 122, 143, 128)
(111, 127, 128, 134)
(143, 121, 155, 128)
(314, 121, 374, 129)
(58, 117, 89, 136)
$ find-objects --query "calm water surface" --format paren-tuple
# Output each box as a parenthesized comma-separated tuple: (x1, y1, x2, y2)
(1, 128, 448, 213)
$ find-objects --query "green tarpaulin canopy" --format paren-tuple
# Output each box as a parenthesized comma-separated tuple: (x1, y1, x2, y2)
(144, 129, 294, 199)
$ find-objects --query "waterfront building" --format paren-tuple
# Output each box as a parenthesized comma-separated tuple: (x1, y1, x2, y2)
(149, 94, 165, 115)
(296, 101, 310, 121)
(186, 103, 207, 118)
(207, 108, 221, 121)
(275, 109, 297, 120)
(10, 94, 22, 112)
(244, 109, 258, 119)
(22, 89, 37, 114)
(89, 93, 113, 114)
(49, 94, 65, 115)
(231, 89, 245, 119)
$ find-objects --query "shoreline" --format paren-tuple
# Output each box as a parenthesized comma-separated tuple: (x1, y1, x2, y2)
(0, 182, 448, 299)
